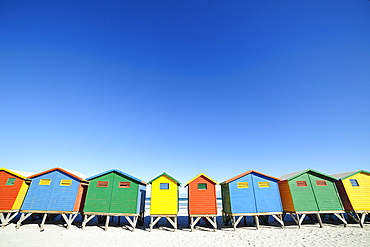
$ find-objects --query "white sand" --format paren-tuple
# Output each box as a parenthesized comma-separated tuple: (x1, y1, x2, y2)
(1, 213, 370, 247)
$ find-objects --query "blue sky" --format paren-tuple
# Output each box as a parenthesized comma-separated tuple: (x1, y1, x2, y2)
(1, 1, 370, 192)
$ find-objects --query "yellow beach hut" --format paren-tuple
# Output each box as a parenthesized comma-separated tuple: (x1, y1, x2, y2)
(331, 170, 370, 227)
(147, 172, 181, 231)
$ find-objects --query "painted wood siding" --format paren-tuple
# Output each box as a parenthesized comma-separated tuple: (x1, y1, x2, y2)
(150, 176, 178, 215)
(21, 170, 80, 211)
(308, 174, 343, 211)
(188, 176, 217, 215)
(289, 173, 319, 211)
(229, 174, 256, 213)
(0, 171, 24, 210)
(344, 172, 370, 210)
(289, 173, 343, 211)
(252, 174, 282, 213)
(84, 173, 114, 213)
(84, 172, 142, 214)
(221, 184, 232, 214)
(278, 181, 295, 211)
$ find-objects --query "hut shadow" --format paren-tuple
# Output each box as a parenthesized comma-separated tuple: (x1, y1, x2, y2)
(15, 214, 81, 230)
(81, 215, 143, 231)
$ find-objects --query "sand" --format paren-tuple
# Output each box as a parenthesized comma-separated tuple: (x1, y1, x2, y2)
(1, 213, 370, 247)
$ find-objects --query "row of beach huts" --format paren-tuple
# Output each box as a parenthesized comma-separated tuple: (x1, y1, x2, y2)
(0, 167, 369, 231)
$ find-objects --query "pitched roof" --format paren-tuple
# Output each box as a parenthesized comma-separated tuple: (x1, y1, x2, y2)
(86, 169, 146, 185)
(0, 167, 34, 180)
(330, 170, 370, 180)
(147, 172, 181, 186)
(221, 170, 281, 184)
(185, 173, 218, 186)
(280, 169, 338, 181)
(28, 167, 87, 181)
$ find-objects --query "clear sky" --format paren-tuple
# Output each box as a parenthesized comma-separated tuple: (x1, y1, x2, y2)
(1, 1, 370, 194)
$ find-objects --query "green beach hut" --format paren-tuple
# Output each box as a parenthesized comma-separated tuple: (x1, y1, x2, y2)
(81, 169, 146, 231)
(278, 169, 346, 228)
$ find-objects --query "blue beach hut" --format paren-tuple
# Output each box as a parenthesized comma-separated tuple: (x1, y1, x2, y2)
(16, 167, 88, 230)
(220, 170, 284, 229)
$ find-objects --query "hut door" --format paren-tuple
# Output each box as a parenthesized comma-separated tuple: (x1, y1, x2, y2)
(291, 174, 319, 211)
(251, 175, 282, 213)
(307, 175, 343, 211)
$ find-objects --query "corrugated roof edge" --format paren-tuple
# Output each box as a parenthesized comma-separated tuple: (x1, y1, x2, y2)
(280, 169, 338, 181)
(0, 167, 34, 180)
(220, 170, 281, 185)
(331, 170, 370, 180)
(86, 169, 146, 185)
(147, 172, 181, 186)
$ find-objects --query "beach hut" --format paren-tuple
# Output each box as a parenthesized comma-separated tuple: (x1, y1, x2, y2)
(0, 167, 33, 228)
(81, 169, 146, 231)
(279, 169, 347, 228)
(331, 170, 370, 227)
(185, 173, 218, 231)
(16, 167, 88, 230)
(220, 170, 284, 230)
(147, 172, 181, 231)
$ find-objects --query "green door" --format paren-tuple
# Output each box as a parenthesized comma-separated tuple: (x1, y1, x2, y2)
(290, 173, 319, 211)
(308, 175, 343, 211)
(109, 173, 138, 214)
(84, 173, 114, 213)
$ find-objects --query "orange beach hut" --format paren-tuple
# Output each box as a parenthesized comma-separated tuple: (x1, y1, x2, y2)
(185, 173, 218, 231)
(0, 167, 33, 228)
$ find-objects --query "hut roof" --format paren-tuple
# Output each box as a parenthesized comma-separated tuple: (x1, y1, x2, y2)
(220, 170, 281, 185)
(0, 167, 34, 180)
(184, 173, 218, 187)
(330, 170, 370, 180)
(147, 172, 181, 186)
(28, 167, 87, 181)
(86, 169, 146, 185)
(280, 169, 337, 181)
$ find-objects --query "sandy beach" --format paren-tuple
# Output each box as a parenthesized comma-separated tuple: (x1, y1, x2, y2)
(1, 212, 369, 247)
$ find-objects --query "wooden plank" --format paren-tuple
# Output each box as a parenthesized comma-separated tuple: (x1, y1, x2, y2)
(271, 214, 284, 228)
(254, 215, 260, 230)
(39, 213, 47, 230)
(16, 213, 32, 229)
(316, 213, 323, 228)
(82, 214, 95, 229)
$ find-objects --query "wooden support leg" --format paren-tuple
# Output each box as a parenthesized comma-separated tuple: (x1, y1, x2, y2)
(82, 215, 95, 229)
(16, 213, 32, 229)
(190, 217, 201, 232)
(104, 216, 110, 231)
(254, 215, 260, 230)
(39, 213, 48, 230)
(0, 213, 5, 228)
(360, 213, 366, 228)
(272, 214, 284, 228)
(298, 214, 306, 228)
(290, 213, 299, 228)
(124, 216, 138, 232)
(205, 216, 217, 231)
(333, 213, 347, 227)
(150, 216, 162, 232)
(316, 213, 323, 228)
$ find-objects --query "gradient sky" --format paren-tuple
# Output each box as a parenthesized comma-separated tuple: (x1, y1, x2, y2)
(1, 1, 370, 195)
